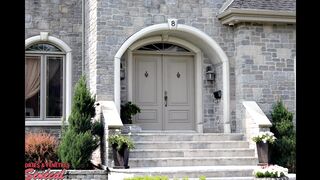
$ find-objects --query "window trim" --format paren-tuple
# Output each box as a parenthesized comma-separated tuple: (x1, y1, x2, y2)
(25, 54, 66, 121)
(25, 33, 72, 126)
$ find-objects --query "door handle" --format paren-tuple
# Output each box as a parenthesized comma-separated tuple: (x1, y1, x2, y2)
(164, 91, 168, 107)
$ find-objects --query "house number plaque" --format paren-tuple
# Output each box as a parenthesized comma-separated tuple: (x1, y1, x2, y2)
(168, 18, 178, 29)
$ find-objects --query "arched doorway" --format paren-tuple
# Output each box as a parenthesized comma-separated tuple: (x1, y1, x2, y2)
(114, 23, 231, 133)
(128, 37, 201, 131)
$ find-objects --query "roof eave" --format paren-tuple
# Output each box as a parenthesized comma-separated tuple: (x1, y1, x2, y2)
(217, 8, 296, 26)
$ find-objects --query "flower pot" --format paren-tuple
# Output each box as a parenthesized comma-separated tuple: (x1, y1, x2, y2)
(256, 142, 270, 165)
(112, 144, 130, 169)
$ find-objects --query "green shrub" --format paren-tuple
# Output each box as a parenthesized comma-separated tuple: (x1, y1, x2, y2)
(108, 134, 135, 151)
(270, 100, 296, 173)
(58, 76, 102, 169)
(199, 175, 206, 180)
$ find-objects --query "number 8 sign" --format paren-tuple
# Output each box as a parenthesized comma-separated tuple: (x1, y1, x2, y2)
(168, 18, 178, 29)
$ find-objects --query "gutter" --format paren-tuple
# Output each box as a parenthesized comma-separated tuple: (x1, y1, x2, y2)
(82, 0, 85, 75)
(217, 8, 296, 26)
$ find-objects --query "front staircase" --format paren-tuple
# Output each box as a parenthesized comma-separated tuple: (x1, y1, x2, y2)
(109, 132, 258, 180)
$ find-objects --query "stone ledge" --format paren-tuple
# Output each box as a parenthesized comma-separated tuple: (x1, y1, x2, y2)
(64, 170, 108, 180)
(66, 170, 107, 175)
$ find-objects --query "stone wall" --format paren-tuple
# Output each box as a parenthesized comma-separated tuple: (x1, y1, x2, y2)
(25, 126, 62, 139)
(25, 0, 83, 135)
(203, 57, 224, 133)
(90, 0, 235, 133)
(85, 0, 98, 95)
(25, 0, 82, 87)
(65, 170, 107, 180)
(234, 23, 296, 132)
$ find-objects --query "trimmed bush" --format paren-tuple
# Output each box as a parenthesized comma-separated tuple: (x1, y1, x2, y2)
(270, 100, 296, 173)
(25, 132, 58, 163)
(58, 76, 102, 169)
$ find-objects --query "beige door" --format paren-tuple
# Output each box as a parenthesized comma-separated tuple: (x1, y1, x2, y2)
(133, 54, 194, 130)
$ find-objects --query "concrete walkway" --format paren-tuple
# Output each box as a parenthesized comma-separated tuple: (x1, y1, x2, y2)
(108, 166, 296, 180)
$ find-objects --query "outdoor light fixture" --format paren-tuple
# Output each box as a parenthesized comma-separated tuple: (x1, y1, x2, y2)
(213, 90, 222, 99)
(120, 63, 125, 80)
(206, 65, 215, 81)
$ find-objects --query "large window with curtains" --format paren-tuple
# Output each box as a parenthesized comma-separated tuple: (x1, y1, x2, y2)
(25, 43, 65, 120)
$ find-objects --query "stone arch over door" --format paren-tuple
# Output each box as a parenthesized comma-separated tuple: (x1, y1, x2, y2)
(114, 23, 231, 133)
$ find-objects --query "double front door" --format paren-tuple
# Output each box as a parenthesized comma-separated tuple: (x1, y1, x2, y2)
(133, 54, 194, 130)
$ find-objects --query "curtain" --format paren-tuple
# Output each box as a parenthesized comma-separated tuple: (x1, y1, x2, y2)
(47, 57, 61, 82)
(25, 57, 40, 100)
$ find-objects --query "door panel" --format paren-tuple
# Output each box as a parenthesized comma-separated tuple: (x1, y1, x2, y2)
(163, 55, 194, 130)
(133, 54, 194, 131)
(133, 54, 162, 130)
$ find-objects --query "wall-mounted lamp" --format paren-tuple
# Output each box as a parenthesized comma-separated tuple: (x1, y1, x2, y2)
(206, 65, 215, 82)
(213, 90, 222, 99)
(120, 63, 125, 80)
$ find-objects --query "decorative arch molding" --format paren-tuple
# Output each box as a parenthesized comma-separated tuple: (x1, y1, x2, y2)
(25, 32, 72, 126)
(114, 23, 231, 133)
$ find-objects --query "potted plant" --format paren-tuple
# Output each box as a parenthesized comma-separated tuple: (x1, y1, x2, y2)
(253, 164, 289, 179)
(108, 134, 135, 169)
(120, 101, 142, 133)
(120, 101, 141, 124)
(252, 131, 276, 165)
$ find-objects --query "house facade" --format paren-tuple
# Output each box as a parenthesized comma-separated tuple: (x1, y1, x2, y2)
(25, 0, 296, 137)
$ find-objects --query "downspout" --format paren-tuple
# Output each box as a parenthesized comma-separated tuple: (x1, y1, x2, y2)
(82, 0, 85, 75)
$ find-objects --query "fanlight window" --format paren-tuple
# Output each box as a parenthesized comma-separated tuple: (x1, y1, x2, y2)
(138, 43, 190, 52)
(26, 43, 62, 52)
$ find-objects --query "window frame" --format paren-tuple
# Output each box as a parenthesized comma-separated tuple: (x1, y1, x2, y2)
(25, 51, 66, 122)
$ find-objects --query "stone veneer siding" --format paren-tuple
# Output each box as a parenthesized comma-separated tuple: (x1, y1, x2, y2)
(25, 0, 82, 87)
(88, 0, 236, 133)
(25, 0, 83, 136)
(25, 126, 61, 139)
(234, 22, 296, 133)
(25, 0, 296, 134)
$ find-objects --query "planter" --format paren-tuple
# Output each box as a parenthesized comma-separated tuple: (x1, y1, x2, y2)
(256, 142, 269, 165)
(112, 144, 130, 169)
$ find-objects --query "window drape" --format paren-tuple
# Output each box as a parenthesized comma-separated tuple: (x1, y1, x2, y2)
(25, 57, 40, 100)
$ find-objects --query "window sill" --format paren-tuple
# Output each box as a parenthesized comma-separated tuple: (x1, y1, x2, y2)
(25, 121, 68, 126)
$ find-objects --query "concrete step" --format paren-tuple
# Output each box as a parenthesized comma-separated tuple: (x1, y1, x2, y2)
(130, 148, 255, 158)
(134, 141, 249, 149)
(129, 157, 258, 167)
(127, 133, 244, 142)
(109, 166, 256, 179)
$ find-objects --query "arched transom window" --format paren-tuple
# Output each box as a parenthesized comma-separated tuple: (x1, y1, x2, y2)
(137, 43, 190, 52)
(25, 43, 65, 120)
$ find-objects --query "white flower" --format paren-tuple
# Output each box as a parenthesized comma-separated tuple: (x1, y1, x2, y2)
(252, 131, 276, 144)
(253, 165, 288, 178)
